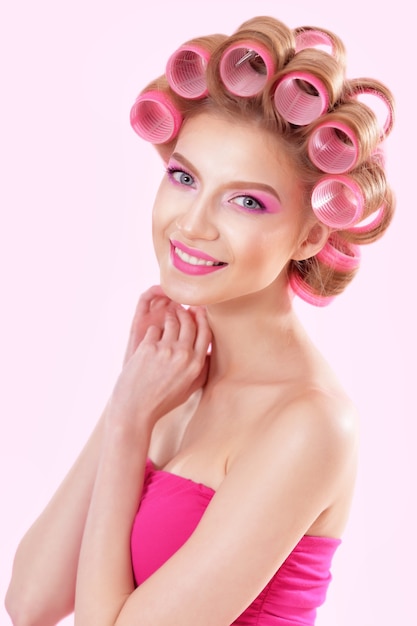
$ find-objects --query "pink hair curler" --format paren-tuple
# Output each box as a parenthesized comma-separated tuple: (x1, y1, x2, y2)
(370, 145, 386, 168)
(352, 87, 393, 138)
(295, 29, 335, 55)
(166, 45, 210, 99)
(346, 204, 385, 235)
(289, 271, 334, 307)
(273, 71, 329, 125)
(130, 90, 183, 144)
(311, 175, 364, 229)
(308, 121, 359, 174)
(317, 234, 361, 271)
(219, 40, 275, 97)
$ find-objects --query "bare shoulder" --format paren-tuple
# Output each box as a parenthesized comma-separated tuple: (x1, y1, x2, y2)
(242, 339, 360, 466)
(217, 386, 356, 534)
(272, 386, 359, 536)
(231, 375, 359, 479)
(270, 334, 360, 467)
(281, 384, 359, 450)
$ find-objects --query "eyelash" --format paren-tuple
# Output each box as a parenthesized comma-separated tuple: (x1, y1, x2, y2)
(230, 195, 266, 212)
(166, 166, 195, 187)
(166, 166, 267, 212)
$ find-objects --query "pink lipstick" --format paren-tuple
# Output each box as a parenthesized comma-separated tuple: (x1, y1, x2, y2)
(170, 240, 227, 276)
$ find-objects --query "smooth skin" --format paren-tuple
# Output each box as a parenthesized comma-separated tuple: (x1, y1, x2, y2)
(6, 113, 358, 626)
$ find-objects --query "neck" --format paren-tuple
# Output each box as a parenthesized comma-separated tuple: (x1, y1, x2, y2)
(205, 282, 308, 384)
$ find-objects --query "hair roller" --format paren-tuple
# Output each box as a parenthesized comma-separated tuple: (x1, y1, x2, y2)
(343, 185, 395, 245)
(346, 78, 395, 138)
(295, 28, 334, 54)
(370, 145, 386, 168)
(294, 26, 346, 65)
(346, 205, 384, 235)
(166, 34, 227, 100)
(307, 100, 380, 173)
(274, 71, 329, 126)
(273, 48, 344, 126)
(206, 20, 294, 102)
(130, 89, 183, 144)
(350, 160, 388, 221)
(308, 121, 358, 173)
(316, 233, 361, 271)
(311, 175, 364, 228)
(166, 45, 210, 99)
(219, 40, 275, 97)
(289, 269, 335, 307)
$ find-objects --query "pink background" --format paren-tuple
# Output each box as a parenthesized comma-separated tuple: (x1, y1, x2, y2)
(0, 1, 414, 624)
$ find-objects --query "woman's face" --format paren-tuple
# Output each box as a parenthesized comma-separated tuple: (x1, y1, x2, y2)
(152, 111, 312, 306)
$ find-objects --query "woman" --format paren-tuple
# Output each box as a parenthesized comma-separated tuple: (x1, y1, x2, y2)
(5, 15, 395, 626)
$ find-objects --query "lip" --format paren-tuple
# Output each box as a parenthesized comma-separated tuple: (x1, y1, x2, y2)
(170, 239, 223, 263)
(170, 240, 227, 276)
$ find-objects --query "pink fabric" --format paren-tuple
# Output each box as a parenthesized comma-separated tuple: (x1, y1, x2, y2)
(131, 459, 341, 625)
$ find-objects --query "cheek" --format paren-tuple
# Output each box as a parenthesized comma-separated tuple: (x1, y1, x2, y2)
(151, 192, 171, 238)
(151, 202, 167, 260)
(246, 229, 296, 277)
(152, 181, 183, 230)
(152, 177, 171, 217)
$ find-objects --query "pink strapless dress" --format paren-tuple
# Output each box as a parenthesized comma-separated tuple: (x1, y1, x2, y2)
(131, 459, 340, 625)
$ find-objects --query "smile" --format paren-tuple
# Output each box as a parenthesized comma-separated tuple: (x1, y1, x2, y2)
(170, 240, 227, 276)
(174, 247, 222, 267)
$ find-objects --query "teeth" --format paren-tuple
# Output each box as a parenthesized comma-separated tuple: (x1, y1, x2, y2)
(175, 246, 220, 266)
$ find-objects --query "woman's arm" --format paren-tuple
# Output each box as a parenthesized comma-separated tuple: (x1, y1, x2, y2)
(5, 414, 105, 626)
(5, 286, 182, 626)
(74, 305, 211, 624)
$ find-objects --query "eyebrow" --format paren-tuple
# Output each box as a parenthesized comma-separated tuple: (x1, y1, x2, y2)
(170, 152, 282, 203)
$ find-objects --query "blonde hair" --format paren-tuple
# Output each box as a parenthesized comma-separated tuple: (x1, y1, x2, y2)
(131, 16, 395, 305)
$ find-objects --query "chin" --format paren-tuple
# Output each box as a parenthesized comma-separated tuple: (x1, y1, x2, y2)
(159, 276, 206, 307)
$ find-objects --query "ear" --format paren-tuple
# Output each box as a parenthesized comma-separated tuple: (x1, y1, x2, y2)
(291, 221, 331, 262)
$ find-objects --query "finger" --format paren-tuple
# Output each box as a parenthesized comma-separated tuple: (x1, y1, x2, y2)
(187, 354, 210, 394)
(136, 285, 170, 317)
(142, 323, 163, 343)
(127, 287, 171, 344)
(193, 307, 212, 357)
(176, 307, 198, 345)
(160, 310, 181, 343)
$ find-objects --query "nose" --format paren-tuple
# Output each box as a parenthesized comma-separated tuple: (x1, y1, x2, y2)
(175, 197, 219, 241)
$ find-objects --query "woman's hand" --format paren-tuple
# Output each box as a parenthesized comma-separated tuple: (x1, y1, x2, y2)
(110, 289, 212, 431)
(123, 285, 181, 366)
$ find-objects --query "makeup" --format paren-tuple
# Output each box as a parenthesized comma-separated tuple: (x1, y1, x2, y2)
(228, 189, 281, 214)
(170, 240, 227, 276)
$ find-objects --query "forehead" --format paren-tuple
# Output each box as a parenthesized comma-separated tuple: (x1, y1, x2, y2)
(171, 111, 302, 204)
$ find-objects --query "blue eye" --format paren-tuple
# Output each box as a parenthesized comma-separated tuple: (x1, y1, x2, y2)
(167, 167, 195, 187)
(231, 195, 265, 211)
